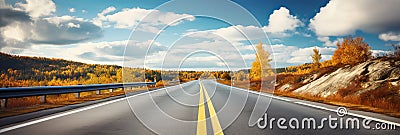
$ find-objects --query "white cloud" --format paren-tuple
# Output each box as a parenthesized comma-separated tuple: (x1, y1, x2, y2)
(70, 40, 166, 59)
(94, 7, 195, 32)
(32, 16, 101, 44)
(287, 46, 335, 63)
(264, 7, 303, 33)
(184, 25, 267, 43)
(81, 10, 87, 14)
(99, 6, 116, 15)
(15, 0, 56, 18)
(0, 22, 31, 50)
(67, 22, 80, 28)
(271, 44, 298, 64)
(271, 38, 283, 43)
(17, 39, 168, 66)
(0, 0, 102, 50)
(379, 32, 400, 42)
(317, 37, 343, 46)
(20, 44, 124, 66)
(92, 6, 116, 27)
(69, 8, 75, 13)
(0, 14, 102, 49)
(309, 0, 400, 36)
(45, 15, 83, 25)
(140, 37, 257, 70)
(302, 33, 312, 37)
(269, 44, 336, 64)
(2, 22, 27, 42)
(371, 50, 389, 57)
(186, 7, 303, 41)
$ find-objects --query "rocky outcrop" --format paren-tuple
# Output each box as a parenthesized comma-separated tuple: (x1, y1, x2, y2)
(278, 84, 292, 91)
(292, 59, 400, 97)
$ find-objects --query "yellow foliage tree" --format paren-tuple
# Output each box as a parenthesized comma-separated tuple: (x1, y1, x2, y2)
(311, 47, 322, 68)
(250, 41, 273, 81)
(332, 36, 371, 65)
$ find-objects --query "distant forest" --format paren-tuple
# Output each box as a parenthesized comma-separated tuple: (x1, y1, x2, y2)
(0, 52, 235, 87)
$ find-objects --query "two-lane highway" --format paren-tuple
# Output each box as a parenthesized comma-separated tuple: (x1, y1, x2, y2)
(0, 80, 399, 134)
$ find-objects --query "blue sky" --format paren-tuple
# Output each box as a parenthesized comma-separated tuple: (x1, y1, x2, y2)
(1, 0, 400, 70)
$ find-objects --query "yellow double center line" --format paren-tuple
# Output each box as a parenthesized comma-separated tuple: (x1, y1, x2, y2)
(197, 81, 207, 135)
(197, 81, 224, 135)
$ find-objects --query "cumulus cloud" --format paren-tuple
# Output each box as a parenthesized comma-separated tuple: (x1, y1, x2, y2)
(32, 17, 102, 44)
(94, 7, 195, 33)
(185, 25, 267, 43)
(379, 32, 400, 42)
(0, 15, 102, 47)
(269, 44, 336, 64)
(0, 1, 103, 50)
(0, 8, 31, 27)
(309, 0, 400, 36)
(91, 39, 167, 58)
(185, 7, 303, 41)
(77, 52, 118, 61)
(17, 39, 168, 66)
(264, 7, 303, 34)
(69, 8, 75, 13)
(15, 0, 56, 18)
(138, 34, 259, 70)
(0, 7, 32, 49)
(271, 44, 299, 64)
(317, 37, 343, 46)
(287, 46, 335, 63)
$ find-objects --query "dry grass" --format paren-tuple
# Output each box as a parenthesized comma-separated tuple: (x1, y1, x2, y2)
(273, 89, 400, 118)
(275, 74, 305, 91)
(219, 76, 400, 118)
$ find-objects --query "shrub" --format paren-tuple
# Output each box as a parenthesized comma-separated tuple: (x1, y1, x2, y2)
(332, 36, 372, 65)
(390, 44, 400, 59)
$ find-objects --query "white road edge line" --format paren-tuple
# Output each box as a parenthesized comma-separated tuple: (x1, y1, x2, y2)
(0, 83, 190, 134)
(295, 101, 400, 127)
(215, 82, 400, 127)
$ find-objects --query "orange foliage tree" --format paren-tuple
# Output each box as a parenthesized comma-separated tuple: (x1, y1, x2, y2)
(332, 36, 372, 65)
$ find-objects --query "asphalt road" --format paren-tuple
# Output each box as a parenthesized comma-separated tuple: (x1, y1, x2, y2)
(0, 80, 399, 135)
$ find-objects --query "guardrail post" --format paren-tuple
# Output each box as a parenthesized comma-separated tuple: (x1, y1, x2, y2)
(96, 90, 101, 95)
(40, 95, 46, 104)
(109, 88, 113, 93)
(75, 92, 80, 98)
(1, 99, 7, 108)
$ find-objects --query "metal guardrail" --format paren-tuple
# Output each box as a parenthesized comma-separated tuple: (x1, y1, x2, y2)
(0, 82, 156, 108)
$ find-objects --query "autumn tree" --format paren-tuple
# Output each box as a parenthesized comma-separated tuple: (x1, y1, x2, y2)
(250, 41, 273, 81)
(332, 36, 371, 65)
(390, 44, 400, 59)
(311, 47, 322, 68)
(220, 72, 231, 80)
(233, 71, 247, 81)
